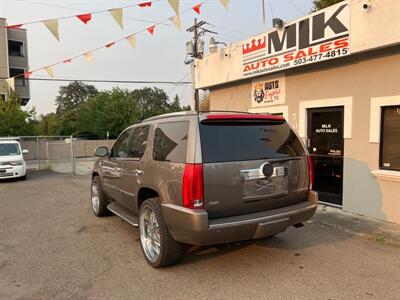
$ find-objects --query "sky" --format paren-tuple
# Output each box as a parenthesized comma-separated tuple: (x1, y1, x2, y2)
(1, 0, 314, 115)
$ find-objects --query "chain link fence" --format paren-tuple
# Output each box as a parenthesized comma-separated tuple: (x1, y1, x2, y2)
(19, 136, 115, 175)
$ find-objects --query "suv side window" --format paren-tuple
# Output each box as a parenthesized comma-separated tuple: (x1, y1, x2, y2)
(128, 125, 150, 159)
(153, 121, 189, 163)
(111, 129, 131, 158)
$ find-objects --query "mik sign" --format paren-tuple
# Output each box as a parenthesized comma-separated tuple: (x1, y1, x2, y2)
(241, 3, 350, 77)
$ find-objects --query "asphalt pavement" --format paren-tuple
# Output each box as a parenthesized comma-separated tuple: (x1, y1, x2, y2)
(0, 172, 399, 300)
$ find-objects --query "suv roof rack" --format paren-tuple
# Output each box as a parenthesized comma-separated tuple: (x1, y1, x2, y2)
(142, 110, 279, 123)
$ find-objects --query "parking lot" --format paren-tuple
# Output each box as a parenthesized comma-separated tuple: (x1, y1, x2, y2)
(1, 172, 400, 300)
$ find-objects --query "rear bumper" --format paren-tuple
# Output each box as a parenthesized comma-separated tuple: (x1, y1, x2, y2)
(162, 191, 318, 246)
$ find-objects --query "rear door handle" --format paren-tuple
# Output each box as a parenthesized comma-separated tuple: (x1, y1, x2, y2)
(134, 169, 143, 175)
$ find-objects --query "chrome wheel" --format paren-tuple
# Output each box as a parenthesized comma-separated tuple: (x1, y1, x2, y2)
(91, 182, 100, 214)
(139, 206, 161, 263)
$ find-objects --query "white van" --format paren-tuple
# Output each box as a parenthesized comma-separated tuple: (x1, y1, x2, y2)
(0, 139, 29, 180)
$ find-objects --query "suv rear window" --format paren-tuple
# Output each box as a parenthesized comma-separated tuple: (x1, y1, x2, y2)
(199, 121, 305, 163)
(153, 122, 189, 163)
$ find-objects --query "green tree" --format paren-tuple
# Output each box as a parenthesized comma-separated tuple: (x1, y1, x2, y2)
(76, 88, 141, 138)
(37, 113, 62, 136)
(169, 94, 191, 112)
(0, 92, 37, 136)
(312, 0, 344, 11)
(55, 81, 98, 135)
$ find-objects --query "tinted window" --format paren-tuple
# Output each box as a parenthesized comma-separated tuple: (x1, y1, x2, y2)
(153, 122, 189, 163)
(128, 126, 150, 159)
(111, 130, 130, 158)
(380, 105, 400, 171)
(0, 143, 20, 156)
(200, 121, 305, 163)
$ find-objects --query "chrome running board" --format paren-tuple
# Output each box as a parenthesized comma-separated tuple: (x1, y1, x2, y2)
(107, 203, 138, 227)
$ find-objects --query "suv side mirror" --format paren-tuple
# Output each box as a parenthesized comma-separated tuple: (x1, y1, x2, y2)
(22, 149, 29, 154)
(95, 146, 109, 157)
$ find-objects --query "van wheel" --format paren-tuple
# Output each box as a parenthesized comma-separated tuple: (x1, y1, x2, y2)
(91, 176, 110, 217)
(139, 198, 184, 268)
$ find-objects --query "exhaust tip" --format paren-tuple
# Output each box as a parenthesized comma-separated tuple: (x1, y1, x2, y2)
(293, 223, 304, 228)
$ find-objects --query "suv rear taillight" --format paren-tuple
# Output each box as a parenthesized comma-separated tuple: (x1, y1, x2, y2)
(182, 163, 204, 209)
(307, 155, 314, 190)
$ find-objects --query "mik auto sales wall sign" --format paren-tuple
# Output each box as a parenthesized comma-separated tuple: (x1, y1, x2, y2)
(251, 74, 285, 107)
(241, 2, 350, 78)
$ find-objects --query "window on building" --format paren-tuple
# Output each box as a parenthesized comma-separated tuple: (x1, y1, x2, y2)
(128, 126, 150, 159)
(8, 40, 24, 57)
(9, 68, 25, 86)
(153, 122, 189, 163)
(380, 105, 400, 171)
(0, 94, 5, 102)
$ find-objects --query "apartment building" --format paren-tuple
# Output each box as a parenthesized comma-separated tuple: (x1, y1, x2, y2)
(195, 1, 400, 224)
(0, 18, 30, 105)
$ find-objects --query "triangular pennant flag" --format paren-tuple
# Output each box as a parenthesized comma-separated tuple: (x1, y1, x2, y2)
(192, 3, 201, 15)
(6, 24, 23, 29)
(6, 78, 15, 92)
(43, 19, 60, 41)
(77, 13, 92, 24)
(105, 42, 116, 48)
(126, 34, 136, 48)
(168, 0, 180, 16)
(63, 58, 72, 64)
(147, 25, 155, 35)
(169, 15, 182, 31)
(24, 71, 32, 79)
(219, 0, 230, 9)
(45, 66, 54, 79)
(84, 52, 93, 63)
(109, 8, 124, 29)
(138, 1, 152, 7)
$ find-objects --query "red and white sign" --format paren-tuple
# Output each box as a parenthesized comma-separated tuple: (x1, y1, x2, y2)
(251, 74, 285, 107)
(242, 3, 350, 78)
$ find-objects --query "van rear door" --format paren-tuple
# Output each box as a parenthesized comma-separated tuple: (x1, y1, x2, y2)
(199, 114, 309, 219)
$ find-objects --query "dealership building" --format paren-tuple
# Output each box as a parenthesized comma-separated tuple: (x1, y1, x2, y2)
(195, 1, 400, 223)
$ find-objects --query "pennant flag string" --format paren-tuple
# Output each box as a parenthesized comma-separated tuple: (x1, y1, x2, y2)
(5, 78, 15, 92)
(2, 0, 162, 30)
(169, 15, 182, 31)
(168, 0, 180, 16)
(192, 4, 202, 15)
(147, 25, 156, 35)
(109, 8, 124, 29)
(43, 19, 60, 41)
(77, 13, 92, 24)
(219, 0, 230, 10)
(7, 0, 210, 80)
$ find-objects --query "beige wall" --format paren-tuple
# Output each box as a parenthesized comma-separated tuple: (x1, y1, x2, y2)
(0, 19, 9, 99)
(209, 51, 400, 224)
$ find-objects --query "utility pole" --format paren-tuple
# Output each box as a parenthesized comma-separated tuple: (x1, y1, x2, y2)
(186, 18, 217, 111)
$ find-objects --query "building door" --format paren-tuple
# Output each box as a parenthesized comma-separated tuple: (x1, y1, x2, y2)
(307, 107, 344, 206)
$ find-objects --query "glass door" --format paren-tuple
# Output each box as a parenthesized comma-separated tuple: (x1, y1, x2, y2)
(307, 107, 344, 206)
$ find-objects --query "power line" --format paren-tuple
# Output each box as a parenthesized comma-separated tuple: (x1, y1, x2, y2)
(288, 0, 306, 15)
(166, 71, 191, 97)
(1, 77, 191, 85)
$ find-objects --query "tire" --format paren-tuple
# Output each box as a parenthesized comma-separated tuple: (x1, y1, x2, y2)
(139, 198, 185, 268)
(91, 176, 110, 217)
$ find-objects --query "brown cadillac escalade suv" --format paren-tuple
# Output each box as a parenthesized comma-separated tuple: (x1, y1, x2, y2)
(91, 111, 318, 267)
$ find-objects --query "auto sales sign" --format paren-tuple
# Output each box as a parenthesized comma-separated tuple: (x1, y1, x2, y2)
(242, 3, 350, 77)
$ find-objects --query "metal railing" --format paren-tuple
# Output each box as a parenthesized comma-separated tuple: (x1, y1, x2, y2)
(16, 136, 115, 175)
